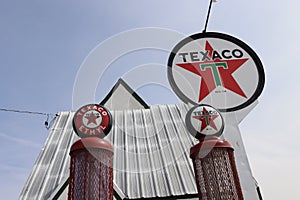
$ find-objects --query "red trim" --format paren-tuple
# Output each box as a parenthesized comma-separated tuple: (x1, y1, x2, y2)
(70, 138, 114, 153)
(190, 136, 232, 159)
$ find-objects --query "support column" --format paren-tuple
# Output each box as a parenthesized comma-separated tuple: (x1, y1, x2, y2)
(190, 136, 244, 200)
(68, 137, 114, 200)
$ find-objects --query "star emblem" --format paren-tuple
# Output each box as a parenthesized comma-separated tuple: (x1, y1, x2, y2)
(84, 111, 100, 125)
(192, 107, 219, 132)
(176, 41, 248, 102)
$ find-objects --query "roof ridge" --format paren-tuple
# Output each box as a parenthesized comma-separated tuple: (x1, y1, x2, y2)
(100, 78, 150, 109)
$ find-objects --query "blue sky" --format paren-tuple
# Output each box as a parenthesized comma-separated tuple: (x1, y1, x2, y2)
(0, 0, 299, 199)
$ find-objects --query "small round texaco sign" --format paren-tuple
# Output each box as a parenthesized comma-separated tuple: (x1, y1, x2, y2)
(185, 104, 224, 140)
(73, 104, 112, 138)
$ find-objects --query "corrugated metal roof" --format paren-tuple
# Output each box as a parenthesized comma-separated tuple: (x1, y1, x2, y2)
(19, 104, 199, 200)
(20, 102, 262, 200)
(20, 111, 77, 200)
(107, 104, 198, 198)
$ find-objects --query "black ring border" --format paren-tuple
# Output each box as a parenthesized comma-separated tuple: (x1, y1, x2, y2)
(185, 104, 224, 140)
(167, 32, 265, 112)
(72, 104, 113, 138)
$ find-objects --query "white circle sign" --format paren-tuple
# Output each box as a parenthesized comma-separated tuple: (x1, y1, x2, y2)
(185, 104, 224, 139)
(168, 32, 265, 112)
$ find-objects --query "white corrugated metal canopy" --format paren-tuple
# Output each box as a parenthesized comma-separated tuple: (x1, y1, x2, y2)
(19, 104, 199, 200)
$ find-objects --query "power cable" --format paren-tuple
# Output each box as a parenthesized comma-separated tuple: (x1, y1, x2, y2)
(0, 108, 49, 116)
(0, 108, 55, 129)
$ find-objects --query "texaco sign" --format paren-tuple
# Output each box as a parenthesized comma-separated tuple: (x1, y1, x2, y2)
(73, 104, 112, 138)
(168, 32, 265, 112)
(185, 104, 224, 139)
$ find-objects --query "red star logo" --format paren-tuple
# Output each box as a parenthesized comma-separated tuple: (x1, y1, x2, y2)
(176, 41, 248, 102)
(84, 112, 100, 125)
(192, 107, 219, 132)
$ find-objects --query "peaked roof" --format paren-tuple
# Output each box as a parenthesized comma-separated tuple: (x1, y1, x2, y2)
(100, 78, 150, 110)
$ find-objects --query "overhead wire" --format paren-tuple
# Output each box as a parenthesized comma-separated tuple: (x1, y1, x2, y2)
(0, 108, 50, 116)
(0, 107, 55, 129)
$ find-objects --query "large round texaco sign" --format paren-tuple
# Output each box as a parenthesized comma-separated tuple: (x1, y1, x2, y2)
(73, 104, 112, 138)
(168, 32, 265, 112)
(185, 104, 224, 140)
